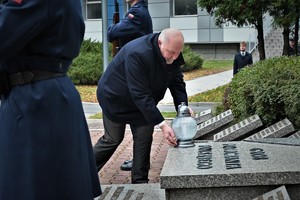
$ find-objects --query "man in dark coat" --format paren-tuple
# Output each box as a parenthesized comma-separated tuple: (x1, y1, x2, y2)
(107, 0, 153, 170)
(288, 38, 300, 56)
(233, 41, 253, 75)
(94, 28, 189, 184)
(0, 0, 101, 199)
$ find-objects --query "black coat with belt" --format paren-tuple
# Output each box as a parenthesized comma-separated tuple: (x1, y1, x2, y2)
(97, 33, 188, 126)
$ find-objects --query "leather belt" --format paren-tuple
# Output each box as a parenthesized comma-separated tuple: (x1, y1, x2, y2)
(9, 70, 66, 87)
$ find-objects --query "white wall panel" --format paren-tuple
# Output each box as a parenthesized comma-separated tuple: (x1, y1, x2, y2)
(148, 3, 170, 17)
(181, 30, 198, 43)
(170, 17, 197, 30)
(84, 20, 102, 41)
(224, 28, 257, 42)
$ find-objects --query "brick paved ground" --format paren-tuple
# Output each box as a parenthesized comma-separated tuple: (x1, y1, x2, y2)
(88, 119, 171, 185)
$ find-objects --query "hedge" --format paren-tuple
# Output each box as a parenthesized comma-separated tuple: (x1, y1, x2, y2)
(225, 56, 300, 129)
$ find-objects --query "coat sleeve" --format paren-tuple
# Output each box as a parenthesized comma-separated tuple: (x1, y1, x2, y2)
(0, 0, 47, 57)
(168, 66, 188, 111)
(107, 7, 144, 42)
(233, 54, 238, 75)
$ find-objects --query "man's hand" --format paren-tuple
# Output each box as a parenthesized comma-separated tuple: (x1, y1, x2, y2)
(160, 122, 177, 146)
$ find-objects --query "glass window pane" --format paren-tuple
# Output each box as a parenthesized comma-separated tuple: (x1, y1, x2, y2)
(174, 0, 197, 16)
(87, 3, 102, 19)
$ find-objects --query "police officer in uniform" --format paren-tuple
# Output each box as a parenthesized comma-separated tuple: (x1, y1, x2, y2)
(107, 0, 153, 50)
(97, 0, 153, 171)
(0, 0, 101, 199)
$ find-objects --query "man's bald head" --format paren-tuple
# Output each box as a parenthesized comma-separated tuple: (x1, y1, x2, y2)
(158, 28, 184, 64)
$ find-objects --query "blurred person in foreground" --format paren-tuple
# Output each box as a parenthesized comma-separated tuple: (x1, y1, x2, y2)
(0, 0, 101, 199)
(94, 28, 190, 184)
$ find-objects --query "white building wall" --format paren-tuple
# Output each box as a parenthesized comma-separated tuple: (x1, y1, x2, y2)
(84, 20, 102, 41)
(148, 0, 170, 32)
(170, 17, 198, 42)
(82, 0, 258, 45)
(223, 22, 257, 43)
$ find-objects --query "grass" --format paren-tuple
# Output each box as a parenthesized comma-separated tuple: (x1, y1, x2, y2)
(188, 84, 229, 103)
(183, 59, 232, 80)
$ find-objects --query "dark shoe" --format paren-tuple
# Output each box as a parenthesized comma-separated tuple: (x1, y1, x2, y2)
(120, 160, 132, 171)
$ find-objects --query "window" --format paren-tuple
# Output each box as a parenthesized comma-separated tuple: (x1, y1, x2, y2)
(174, 0, 197, 16)
(87, 0, 102, 19)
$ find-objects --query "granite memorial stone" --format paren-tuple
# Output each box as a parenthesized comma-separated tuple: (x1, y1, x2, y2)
(160, 141, 300, 200)
(245, 118, 295, 140)
(288, 131, 300, 139)
(252, 185, 291, 200)
(214, 114, 263, 142)
(194, 109, 212, 124)
(194, 109, 234, 140)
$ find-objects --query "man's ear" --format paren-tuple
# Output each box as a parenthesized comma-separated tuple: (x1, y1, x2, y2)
(158, 39, 162, 47)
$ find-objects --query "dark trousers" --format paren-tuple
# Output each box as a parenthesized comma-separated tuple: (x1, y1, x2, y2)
(93, 114, 154, 184)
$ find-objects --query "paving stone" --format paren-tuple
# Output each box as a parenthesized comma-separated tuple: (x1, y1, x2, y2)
(252, 185, 291, 200)
(194, 109, 212, 124)
(89, 126, 169, 185)
(213, 114, 263, 142)
(194, 109, 234, 140)
(245, 118, 295, 140)
(288, 130, 300, 139)
(95, 183, 165, 200)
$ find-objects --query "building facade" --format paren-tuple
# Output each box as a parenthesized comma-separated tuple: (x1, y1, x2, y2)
(81, 0, 257, 59)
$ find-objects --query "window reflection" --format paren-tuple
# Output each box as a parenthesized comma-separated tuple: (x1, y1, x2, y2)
(87, 1, 102, 19)
(174, 0, 197, 16)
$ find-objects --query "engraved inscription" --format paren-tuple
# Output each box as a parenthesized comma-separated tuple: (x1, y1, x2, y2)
(250, 148, 268, 160)
(197, 145, 213, 169)
(223, 144, 241, 169)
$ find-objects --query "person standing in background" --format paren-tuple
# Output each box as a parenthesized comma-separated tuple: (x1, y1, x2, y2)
(102, 0, 153, 171)
(0, 0, 101, 199)
(288, 38, 300, 56)
(233, 41, 253, 75)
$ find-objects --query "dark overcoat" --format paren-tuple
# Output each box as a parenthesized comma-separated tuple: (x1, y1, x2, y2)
(0, 0, 101, 199)
(97, 33, 188, 126)
(107, 0, 153, 48)
(233, 51, 253, 75)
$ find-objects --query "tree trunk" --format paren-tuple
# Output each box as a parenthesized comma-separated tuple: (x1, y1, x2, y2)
(256, 15, 266, 60)
(282, 28, 290, 56)
(294, 8, 299, 55)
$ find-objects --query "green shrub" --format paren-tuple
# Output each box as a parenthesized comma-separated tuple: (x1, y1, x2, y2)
(68, 39, 104, 85)
(226, 56, 300, 129)
(69, 40, 203, 85)
(182, 45, 204, 72)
